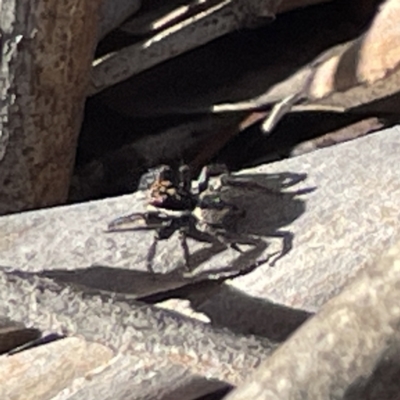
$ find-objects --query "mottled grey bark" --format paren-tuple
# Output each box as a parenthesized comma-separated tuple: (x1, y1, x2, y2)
(0, 268, 278, 387)
(226, 238, 400, 400)
(60, 355, 229, 400)
(0, 0, 101, 215)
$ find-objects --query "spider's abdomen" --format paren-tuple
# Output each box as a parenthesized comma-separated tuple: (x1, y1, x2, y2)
(194, 193, 246, 233)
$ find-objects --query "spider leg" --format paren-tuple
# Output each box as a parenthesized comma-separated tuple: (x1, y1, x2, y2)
(107, 211, 170, 232)
(186, 224, 225, 246)
(214, 231, 264, 254)
(146, 219, 182, 272)
(178, 218, 229, 271)
(107, 211, 182, 273)
(230, 242, 244, 253)
(195, 165, 210, 195)
(225, 230, 293, 266)
(218, 232, 282, 271)
(146, 234, 159, 272)
(179, 223, 230, 272)
(194, 163, 229, 194)
(178, 164, 192, 193)
(178, 228, 191, 270)
(107, 213, 148, 231)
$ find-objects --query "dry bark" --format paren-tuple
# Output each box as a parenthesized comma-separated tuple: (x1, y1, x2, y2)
(0, 268, 278, 387)
(0, 337, 114, 400)
(226, 237, 400, 400)
(209, 0, 400, 114)
(0, 0, 101, 215)
(89, 0, 282, 95)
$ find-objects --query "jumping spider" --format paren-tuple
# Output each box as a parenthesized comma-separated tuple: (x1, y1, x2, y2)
(107, 164, 283, 272)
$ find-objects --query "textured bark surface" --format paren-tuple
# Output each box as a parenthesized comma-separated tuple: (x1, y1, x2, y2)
(1, 335, 230, 400)
(54, 354, 229, 400)
(0, 268, 278, 387)
(0, 0, 101, 215)
(0, 126, 399, 398)
(0, 337, 114, 400)
(1, 2, 398, 399)
(226, 238, 400, 400)
(152, 125, 400, 335)
(1, 126, 399, 310)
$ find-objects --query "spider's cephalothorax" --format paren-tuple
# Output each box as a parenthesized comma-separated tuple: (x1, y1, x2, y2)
(148, 164, 197, 212)
(107, 164, 266, 272)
